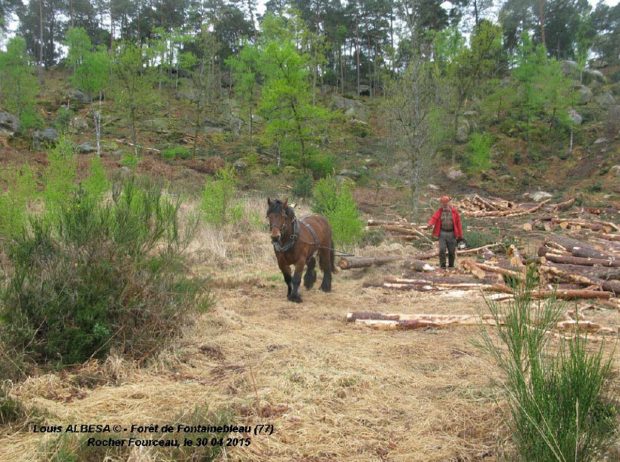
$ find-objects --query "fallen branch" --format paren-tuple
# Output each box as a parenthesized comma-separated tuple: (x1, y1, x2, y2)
(338, 255, 402, 270)
(484, 284, 612, 300)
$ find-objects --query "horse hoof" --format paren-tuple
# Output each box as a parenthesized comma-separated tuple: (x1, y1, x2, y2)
(290, 295, 302, 303)
(320, 285, 331, 292)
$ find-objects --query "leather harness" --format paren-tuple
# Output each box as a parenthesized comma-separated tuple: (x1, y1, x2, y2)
(272, 216, 319, 260)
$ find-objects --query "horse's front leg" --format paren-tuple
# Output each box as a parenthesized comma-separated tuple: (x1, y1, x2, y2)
(290, 260, 305, 303)
(279, 262, 293, 300)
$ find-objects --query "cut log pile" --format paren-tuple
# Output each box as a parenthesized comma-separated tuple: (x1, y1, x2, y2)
(453, 194, 553, 217)
(366, 219, 430, 241)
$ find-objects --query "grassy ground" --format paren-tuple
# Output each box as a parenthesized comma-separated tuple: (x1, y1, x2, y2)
(2, 204, 619, 461)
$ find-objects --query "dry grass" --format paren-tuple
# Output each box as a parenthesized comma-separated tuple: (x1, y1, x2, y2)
(2, 210, 619, 461)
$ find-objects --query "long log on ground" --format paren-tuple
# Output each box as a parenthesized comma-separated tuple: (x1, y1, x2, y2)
(483, 284, 612, 300)
(540, 265, 620, 295)
(542, 254, 620, 267)
(464, 261, 524, 280)
(338, 255, 402, 269)
(548, 197, 575, 211)
(592, 233, 620, 242)
(542, 262, 620, 280)
(351, 314, 499, 330)
(354, 319, 441, 330)
(347, 312, 495, 323)
(547, 236, 614, 260)
(415, 243, 502, 260)
(552, 218, 618, 233)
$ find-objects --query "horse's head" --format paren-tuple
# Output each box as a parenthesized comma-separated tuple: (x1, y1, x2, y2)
(267, 198, 294, 243)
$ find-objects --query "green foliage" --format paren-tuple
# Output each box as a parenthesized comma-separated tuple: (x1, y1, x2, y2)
(54, 107, 74, 133)
(1, 178, 207, 366)
(307, 152, 335, 178)
(43, 137, 77, 218)
(479, 269, 617, 461)
(292, 174, 314, 198)
(201, 167, 243, 225)
(0, 164, 37, 238)
(466, 132, 493, 172)
(161, 145, 192, 161)
(82, 156, 108, 201)
(312, 177, 363, 246)
(0, 37, 40, 129)
(0, 382, 27, 426)
(120, 154, 139, 169)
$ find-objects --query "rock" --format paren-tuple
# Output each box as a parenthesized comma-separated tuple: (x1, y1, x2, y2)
(227, 116, 243, 136)
(204, 125, 224, 135)
(456, 118, 470, 143)
(446, 167, 465, 181)
(499, 174, 514, 182)
(338, 168, 361, 179)
(358, 84, 371, 96)
(575, 85, 593, 104)
(68, 89, 91, 105)
(530, 191, 552, 202)
(233, 159, 248, 172)
(330, 95, 369, 122)
(595, 92, 616, 108)
(77, 142, 96, 154)
(0, 112, 20, 136)
(33, 128, 59, 145)
(427, 184, 439, 190)
(251, 114, 264, 124)
(561, 60, 580, 79)
(610, 165, 620, 177)
(568, 109, 582, 125)
(594, 137, 608, 145)
(582, 69, 606, 85)
(69, 116, 89, 133)
(463, 110, 478, 118)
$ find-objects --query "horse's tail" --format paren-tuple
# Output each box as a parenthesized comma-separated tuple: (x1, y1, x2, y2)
(330, 239, 336, 272)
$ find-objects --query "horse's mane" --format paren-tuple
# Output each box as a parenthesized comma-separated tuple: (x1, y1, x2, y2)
(267, 199, 295, 218)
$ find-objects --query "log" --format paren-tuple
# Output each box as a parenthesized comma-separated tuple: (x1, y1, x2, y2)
(415, 243, 502, 260)
(556, 320, 602, 333)
(540, 264, 620, 295)
(350, 312, 499, 330)
(354, 319, 440, 330)
(338, 255, 402, 269)
(465, 261, 524, 280)
(549, 197, 575, 211)
(547, 236, 614, 260)
(483, 284, 612, 300)
(543, 254, 620, 268)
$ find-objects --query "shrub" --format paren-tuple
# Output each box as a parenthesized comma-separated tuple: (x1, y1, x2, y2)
(307, 152, 335, 178)
(120, 153, 139, 169)
(1, 178, 208, 366)
(0, 164, 37, 238)
(161, 145, 192, 161)
(54, 106, 74, 133)
(43, 137, 77, 219)
(312, 177, 363, 246)
(201, 167, 243, 225)
(466, 132, 493, 172)
(0, 382, 26, 426)
(479, 268, 617, 461)
(292, 174, 313, 198)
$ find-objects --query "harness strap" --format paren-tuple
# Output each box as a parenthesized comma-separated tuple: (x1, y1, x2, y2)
(299, 218, 320, 262)
(272, 218, 299, 253)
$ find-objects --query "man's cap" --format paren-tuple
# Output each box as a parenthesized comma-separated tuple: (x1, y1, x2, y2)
(440, 195, 451, 203)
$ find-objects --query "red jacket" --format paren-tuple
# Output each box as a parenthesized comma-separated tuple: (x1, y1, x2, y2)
(428, 206, 463, 239)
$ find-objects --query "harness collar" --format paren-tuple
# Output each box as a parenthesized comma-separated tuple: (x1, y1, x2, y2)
(272, 218, 299, 253)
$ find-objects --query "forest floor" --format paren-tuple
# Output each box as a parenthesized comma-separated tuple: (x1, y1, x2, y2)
(2, 204, 620, 462)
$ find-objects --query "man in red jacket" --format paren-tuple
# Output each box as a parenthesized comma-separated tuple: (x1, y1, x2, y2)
(428, 196, 464, 269)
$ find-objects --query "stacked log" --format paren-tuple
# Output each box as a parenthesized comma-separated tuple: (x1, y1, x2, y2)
(366, 219, 429, 241)
(453, 195, 552, 217)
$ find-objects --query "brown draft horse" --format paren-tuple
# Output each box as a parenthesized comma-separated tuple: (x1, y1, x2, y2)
(267, 198, 335, 303)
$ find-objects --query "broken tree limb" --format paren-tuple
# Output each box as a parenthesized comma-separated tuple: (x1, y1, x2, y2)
(338, 255, 402, 270)
(549, 197, 575, 211)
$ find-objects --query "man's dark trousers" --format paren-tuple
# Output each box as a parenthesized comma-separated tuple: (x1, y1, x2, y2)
(439, 230, 457, 268)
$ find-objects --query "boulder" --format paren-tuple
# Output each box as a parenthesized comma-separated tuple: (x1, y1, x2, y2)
(330, 95, 369, 122)
(204, 126, 224, 135)
(33, 128, 59, 145)
(595, 92, 616, 108)
(69, 116, 89, 133)
(357, 84, 371, 96)
(77, 142, 96, 154)
(582, 69, 606, 85)
(427, 183, 439, 190)
(338, 168, 361, 179)
(233, 159, 248, 172)
(561, 60, 580, 80)
(530, 191, 552, 202)
(227, 116, 243, 136)
(593, 137, 608, 145)
(575, 85, 593, 104)
(456, 118, 470, 143)
(568, 109, 583, 125)
(68, 89, 91, 105)
(0, 112, 20, 136)
(610, 165, 620, 177)
(446, 167, 465, 181)
(144, 118, 169, 133)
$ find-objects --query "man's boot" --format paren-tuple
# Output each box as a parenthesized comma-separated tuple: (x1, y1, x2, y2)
(448, 252, 455, 268)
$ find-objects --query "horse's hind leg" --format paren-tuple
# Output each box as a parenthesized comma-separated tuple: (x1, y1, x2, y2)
(304, 256, 317, 289)
(318, 248, 332, 292)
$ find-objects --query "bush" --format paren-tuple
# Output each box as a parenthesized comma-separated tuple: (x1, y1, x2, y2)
(292, 174, 314, 198)
(312, 177, 363, 246)
(0, 382, 26, 426)
(0, 164, 37, 238)
(307, 152, 335, 178)
(201, 167, 243, 225)
(120, 153, 139, 169)
(161, 145, 192, 161)
(54, 106, 74, 133)
(1, 178, 208, 366)
(466, 132, 493, 172)
(479, 268, 617, 461)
